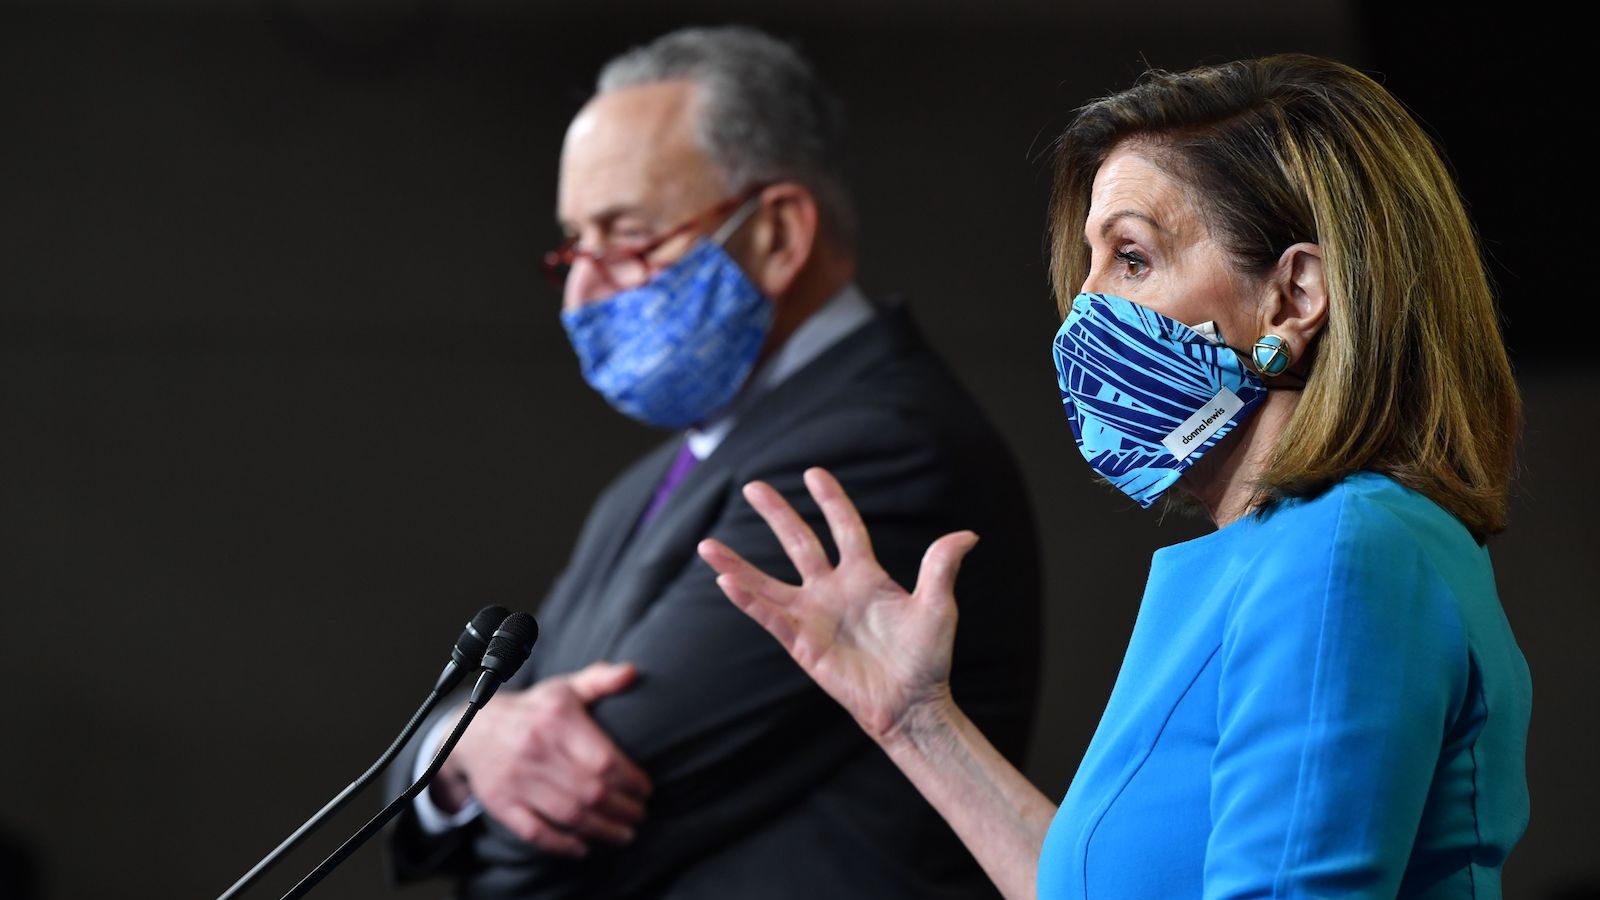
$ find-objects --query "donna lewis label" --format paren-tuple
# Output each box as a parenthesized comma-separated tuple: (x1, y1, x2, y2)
(1161, 387, 1244, 461)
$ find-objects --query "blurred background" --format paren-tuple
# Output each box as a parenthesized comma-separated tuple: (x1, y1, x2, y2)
(1, 1, 1593, 898)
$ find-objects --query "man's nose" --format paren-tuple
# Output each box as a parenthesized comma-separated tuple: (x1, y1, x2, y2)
(562, 254, 613, 313)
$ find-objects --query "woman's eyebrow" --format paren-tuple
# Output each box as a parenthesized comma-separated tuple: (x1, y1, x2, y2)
(1098, 209, 1163, 236)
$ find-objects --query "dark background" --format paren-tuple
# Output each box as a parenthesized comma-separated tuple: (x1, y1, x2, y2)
(1, 1, 1593, 898)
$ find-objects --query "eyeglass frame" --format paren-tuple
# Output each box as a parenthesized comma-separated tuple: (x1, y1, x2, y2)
(541, 183, 771, 290)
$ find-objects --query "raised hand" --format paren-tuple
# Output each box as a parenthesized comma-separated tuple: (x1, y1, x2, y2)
(433, 661, 653, 856)
(696, 466, 979, 744)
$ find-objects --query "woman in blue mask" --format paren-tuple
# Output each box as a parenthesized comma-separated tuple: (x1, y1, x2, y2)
(697, 53, 1528, 899)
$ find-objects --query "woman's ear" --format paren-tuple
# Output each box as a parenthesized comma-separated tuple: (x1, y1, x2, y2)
(1261, 242, 1328, 359)
(739, 183, 818, 298)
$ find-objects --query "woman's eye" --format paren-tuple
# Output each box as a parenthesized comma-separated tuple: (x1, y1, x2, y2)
(1114, 249, 1147, 276)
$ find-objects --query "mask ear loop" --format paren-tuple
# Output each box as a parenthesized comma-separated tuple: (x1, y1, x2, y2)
(710, 193, 764, 246)
(1251, 363, 1307, 391)
(1190, 320, 1308, 391)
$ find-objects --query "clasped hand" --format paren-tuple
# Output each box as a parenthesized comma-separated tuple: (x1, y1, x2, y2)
(435, 662, 652, 856)
(697, 467, 978, 744)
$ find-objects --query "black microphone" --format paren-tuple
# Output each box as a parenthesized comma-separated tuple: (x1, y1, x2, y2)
(437, 604, 515, 693)
(471, 611, 541, 705)
(215, 605, 511, 900)
(279, 612, 538, 900)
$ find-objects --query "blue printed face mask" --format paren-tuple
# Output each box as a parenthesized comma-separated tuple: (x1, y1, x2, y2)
(560, 202, 772, 430)
(1051, 292, 1268, 507)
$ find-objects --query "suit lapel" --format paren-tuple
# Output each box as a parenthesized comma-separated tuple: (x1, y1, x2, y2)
(584, 438, 684, 583)
(536, 437, 683, 673)
(709, 302, 917, 467)
(589, 466, 733, 658)
(552, 303, 921, 667)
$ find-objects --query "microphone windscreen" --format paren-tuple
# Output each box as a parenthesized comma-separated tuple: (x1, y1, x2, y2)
(481, 612, 539, 682)
(452, 605, 512, 667)
(465, 605, 512, 651)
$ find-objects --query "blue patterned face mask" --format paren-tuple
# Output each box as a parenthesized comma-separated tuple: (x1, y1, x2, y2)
(1052, 292, 1268, 507)
(560, 204, 772, 430)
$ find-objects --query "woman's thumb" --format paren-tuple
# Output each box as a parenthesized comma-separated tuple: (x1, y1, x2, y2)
(916, 531, 979, 600)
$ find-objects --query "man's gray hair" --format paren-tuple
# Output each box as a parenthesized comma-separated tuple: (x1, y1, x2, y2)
(597, 25, 857, 246)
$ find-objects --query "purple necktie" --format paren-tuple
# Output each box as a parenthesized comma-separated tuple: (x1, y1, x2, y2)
(638, 443, 699, 529)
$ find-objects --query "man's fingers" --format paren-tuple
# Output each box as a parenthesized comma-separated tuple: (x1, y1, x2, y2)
(498, 804, 589, 857)
(520, 769, 643, 844)
(916, 530, 979, 601)
(533, 782, 641, 844)
(804, 467, 874, 562)
(741, 480, 832, 579)
(563, 730, 653, 800)
(593, 786, 648, 824)
(567, 661, 638, 703)
(567, 809, 638, 845)
(553, 700, 654, 799)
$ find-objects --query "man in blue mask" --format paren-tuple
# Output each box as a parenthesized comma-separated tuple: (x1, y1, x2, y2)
(387, 25, 1043, 900)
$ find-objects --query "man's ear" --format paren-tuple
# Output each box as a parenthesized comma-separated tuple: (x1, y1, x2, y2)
(740, 183, 818, 298)
(1260, 242, 1329, 363)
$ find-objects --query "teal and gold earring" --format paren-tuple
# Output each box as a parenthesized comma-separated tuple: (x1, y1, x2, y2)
(1251, 334, 1292, 377)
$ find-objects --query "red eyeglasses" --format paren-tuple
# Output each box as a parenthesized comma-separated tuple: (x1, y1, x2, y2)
(541, 185, 767, 290)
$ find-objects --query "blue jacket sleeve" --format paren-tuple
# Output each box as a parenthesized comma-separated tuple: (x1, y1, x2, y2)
(1205, 496, 1471, 898)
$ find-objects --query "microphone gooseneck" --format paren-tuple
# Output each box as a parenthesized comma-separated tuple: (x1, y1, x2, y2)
(215, 605, 514, 900)
(279, 611, 539, 900)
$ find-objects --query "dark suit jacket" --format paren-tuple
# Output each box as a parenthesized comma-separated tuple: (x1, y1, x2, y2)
(388, 303, 1044, 899)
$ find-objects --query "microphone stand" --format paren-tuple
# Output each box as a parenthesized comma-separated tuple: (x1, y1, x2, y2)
(278, 698, 485, 900)
(216, 668, 462, 900)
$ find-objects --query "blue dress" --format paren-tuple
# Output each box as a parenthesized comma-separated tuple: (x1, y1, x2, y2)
(1037, 473, 1531, 898)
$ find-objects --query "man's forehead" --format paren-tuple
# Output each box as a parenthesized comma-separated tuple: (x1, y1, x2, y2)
(558, 81, 720, 224)
(568, 81, 696, 148)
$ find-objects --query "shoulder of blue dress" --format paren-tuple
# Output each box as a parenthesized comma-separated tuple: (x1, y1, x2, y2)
(1276, 472, 1474, 554)
(1249, 472, 1423, 535)
(1149, 475, 1417, 599)
(1236, 474, 1486, 625)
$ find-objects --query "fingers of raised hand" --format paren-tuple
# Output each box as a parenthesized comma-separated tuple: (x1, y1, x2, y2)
(741, 480, 832, 579)
(915, 530, 980, 602)
(696, 538, 789, 596)
(697, 537, 803, 639)
(803, 467, 875, 563)
(713, 570, 801, 648)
